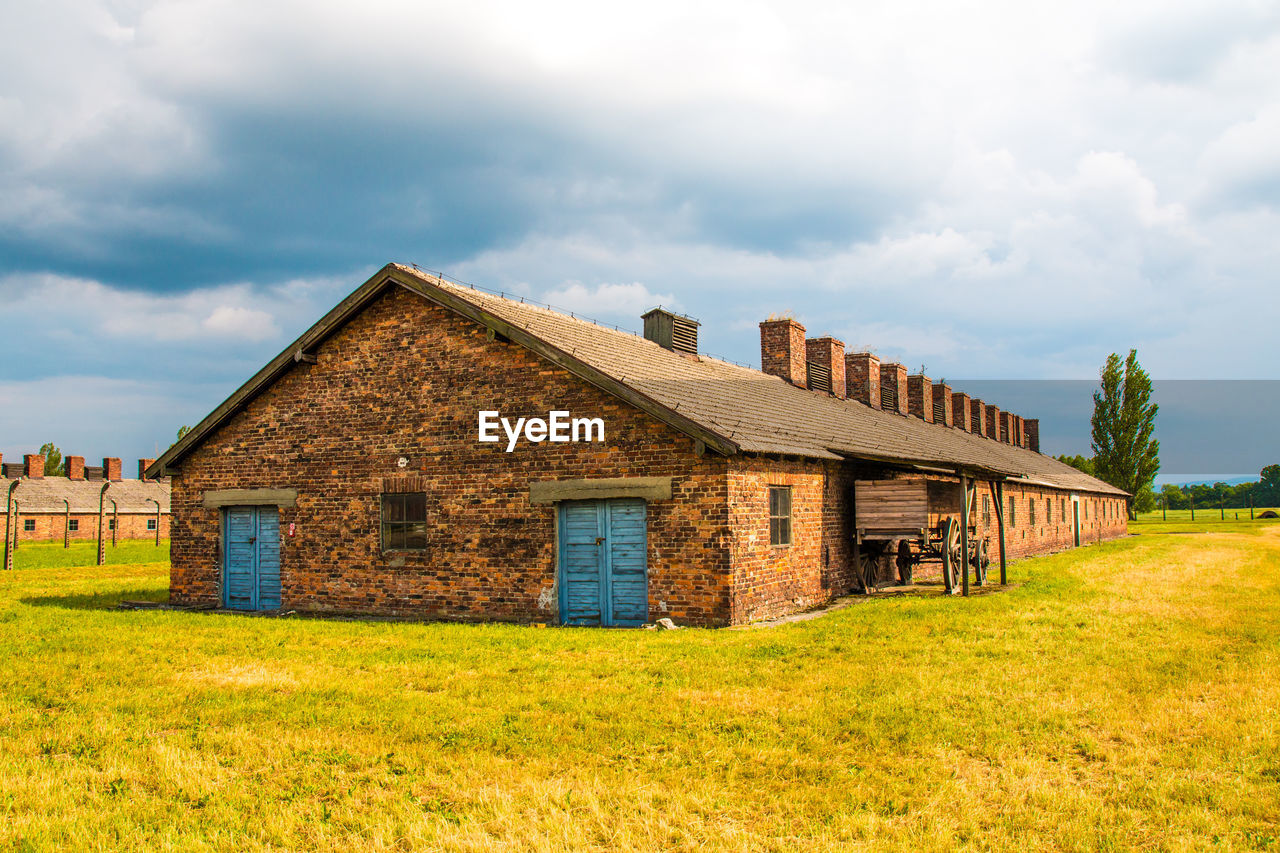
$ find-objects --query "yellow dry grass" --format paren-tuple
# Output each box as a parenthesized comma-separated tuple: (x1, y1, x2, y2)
(1, 528, 1278, 850)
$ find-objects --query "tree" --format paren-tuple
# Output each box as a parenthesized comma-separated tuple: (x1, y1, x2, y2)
(1134, 485, 1157, 513)
(1258, 464, 1280, 508)
(38, 442, 64, 476)
(1091, 349, 1159, 519)
(1054, 454, 1094, 476)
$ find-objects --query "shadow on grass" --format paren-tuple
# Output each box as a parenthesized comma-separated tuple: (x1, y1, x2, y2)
(20, 589, 168, 611)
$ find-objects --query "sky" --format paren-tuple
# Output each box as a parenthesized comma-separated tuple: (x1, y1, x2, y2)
(1, 0, 1277, 474)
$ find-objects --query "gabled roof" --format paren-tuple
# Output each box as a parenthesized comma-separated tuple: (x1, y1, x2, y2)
(150, 263, 1126, 496)
(2, 477, 170, 514)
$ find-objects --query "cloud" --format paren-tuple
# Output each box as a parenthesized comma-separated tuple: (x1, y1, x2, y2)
(541, 282, 678, 323)
(2, 0, 1280, 464)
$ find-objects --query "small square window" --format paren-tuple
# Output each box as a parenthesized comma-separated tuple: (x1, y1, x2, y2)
(69, 519, 79, 532)
(381, 492, 428, 551)
(23, 519, 35, 532)
(1030, 498, 1036, 526)
(147, 519, 157, 531)
(1061, 499, 1067, 523)
(1009, 497, 1017, 527)
(108, 519, 116, 531)
(768, 486, 792, 547)
(982, 495, 991, 525)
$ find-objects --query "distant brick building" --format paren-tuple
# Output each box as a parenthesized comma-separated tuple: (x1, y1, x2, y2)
(2, 455, 171, 554)
(150, 264, 1127, 626)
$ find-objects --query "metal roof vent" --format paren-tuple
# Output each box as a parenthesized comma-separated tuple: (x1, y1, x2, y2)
(642, 307, 700, 355)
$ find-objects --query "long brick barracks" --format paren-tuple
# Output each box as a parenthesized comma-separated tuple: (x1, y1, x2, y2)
(149, 263, 1128, 626)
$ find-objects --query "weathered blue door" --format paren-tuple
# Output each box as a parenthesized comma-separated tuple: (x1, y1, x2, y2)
(558, 499, 648, 626)
(223, 506, 281, 610)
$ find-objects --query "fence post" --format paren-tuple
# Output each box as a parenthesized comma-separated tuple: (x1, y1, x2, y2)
(3, 480, 16, 571)
(97, 483, 109, 566)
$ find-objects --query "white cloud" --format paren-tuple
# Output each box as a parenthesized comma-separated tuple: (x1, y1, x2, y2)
(541, 281, 678, 323)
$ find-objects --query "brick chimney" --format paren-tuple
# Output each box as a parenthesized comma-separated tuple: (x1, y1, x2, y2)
(1013, 415, 1025, 448)
(845, 353, 881, 409)
(103, 457, 122, 481)
(951, 391, 971, 432)
(760, 318, 807, 387)
(1025, 419, 1040, 453)
(139, 458, 155, 481)
(24, 455, 44, 479)
(970, 399, 987, 437)
(804, 337, 846, 397)
(66, 456, 85, 481)
(999, 412, 1013, 444)
(932, 382, 953, 427)
(907, 375, 934, 423)
(880, 362, 908, 415)
(985, 404, 1000, 440)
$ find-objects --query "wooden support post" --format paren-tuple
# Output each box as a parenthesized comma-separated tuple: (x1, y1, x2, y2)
(11, 501, 18, 551)
(110, 500, 119, 547)
(1190, 495, 1195, 521)
(1250, 496, 1254, 520)
(63, 499, 70, 549)
(960, 474, 970, 597)
(993, 480, 1008, 585)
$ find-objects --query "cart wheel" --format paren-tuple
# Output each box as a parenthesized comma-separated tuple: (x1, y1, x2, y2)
(856, 545, 878, 592)
(896, 540, 913, 585)
(973, 538, 987, 585)
(941, 518, 961, 594)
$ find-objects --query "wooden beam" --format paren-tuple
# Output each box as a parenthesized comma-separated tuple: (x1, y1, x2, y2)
(960, 473, 970, 597)
(529, 477, 672, 504)
(992, 479, 1007, 585)
(202, 488, 298, 509)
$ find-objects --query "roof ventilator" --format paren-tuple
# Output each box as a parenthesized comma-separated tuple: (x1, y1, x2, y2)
(642, 307, 700, 355)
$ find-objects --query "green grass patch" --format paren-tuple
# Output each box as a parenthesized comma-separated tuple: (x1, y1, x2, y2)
(10, 539, 170, 571)
(2, 531, 1279, 849)
(1135, 507, 1280, 524)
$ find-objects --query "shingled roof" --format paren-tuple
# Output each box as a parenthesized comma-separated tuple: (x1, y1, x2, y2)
(1, 477, 171, 514)
(151, 263, 1126, 497)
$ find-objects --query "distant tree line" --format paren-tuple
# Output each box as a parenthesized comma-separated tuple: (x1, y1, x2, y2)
(1157, 466, 1280, 511)
(1053, 457, 1280, 512)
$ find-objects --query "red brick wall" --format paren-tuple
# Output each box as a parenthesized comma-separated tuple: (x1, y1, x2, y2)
(727, 455, 856, 623)
(1, 512, 170, 543)
(170, 288, 733, 625)
(973, 483, 1127, 560)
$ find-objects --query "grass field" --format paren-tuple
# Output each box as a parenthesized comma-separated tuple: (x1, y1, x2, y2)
(10, 539, 170, 571)
(2, 530, 1279, 850)
(1135, 507, 1280, 525)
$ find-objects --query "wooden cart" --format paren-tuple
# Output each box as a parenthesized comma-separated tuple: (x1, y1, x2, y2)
(852, 479, 990, 594)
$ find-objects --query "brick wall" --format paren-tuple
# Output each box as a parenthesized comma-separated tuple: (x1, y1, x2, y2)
(727, 455, 856, 623)
(0, 512, 170, 543)
(975, 484, 1127, 559)
(170, 288, 734, 625)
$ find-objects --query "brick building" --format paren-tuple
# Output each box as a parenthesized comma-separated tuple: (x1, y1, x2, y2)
(2, 455, 171, 554)
(150, 264, 1127, 626)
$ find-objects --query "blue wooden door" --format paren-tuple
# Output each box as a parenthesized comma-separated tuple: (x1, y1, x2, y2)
(558, 499, 648, 626)
(223, 506, 281, 610)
